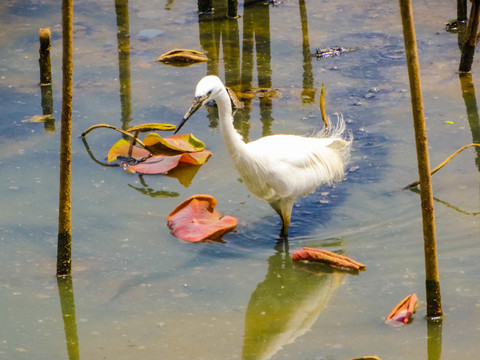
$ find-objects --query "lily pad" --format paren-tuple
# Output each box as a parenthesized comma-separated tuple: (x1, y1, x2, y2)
(144, 133, 206, 154)
(124, 154, 183, 174)
(107, 138, 150, 162)
(179, 149, 212, 165)
(167, 195, 237, 242)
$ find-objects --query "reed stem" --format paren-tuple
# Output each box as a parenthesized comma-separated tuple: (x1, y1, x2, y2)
(57, 0, 74, 276)
(399, 0, 442, 319)
(459, 0, 480, 73)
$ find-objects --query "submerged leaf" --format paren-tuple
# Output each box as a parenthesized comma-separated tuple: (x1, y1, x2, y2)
(292, 247, 365, 271)
(386, 293, 417, 325)
(144, 133, 206, 154)
(167, 195, 237, 242)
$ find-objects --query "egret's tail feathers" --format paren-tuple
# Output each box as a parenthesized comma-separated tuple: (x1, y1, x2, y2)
(320, 114, 352, 180)
(317, 113, 347, 138)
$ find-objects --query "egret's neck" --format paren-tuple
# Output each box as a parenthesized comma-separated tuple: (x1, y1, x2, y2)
(215, 87, 247, 160)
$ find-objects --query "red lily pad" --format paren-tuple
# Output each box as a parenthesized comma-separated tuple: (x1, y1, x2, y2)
(123, 150, 212, 174)
(124, 154, 182, 174)
(167, 195, 237, 242)
(386, 293, 417, 325)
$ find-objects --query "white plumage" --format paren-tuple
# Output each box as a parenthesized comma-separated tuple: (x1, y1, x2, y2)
(176, 75, 352, 236)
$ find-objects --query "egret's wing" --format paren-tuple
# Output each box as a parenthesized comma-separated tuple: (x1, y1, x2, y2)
(245, 135, 347, 199)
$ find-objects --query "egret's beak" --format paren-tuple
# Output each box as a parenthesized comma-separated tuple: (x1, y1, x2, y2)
(174, 95, 206, 134)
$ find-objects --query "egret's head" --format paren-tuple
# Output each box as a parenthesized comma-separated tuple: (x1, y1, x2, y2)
(175, 76, 223, 134)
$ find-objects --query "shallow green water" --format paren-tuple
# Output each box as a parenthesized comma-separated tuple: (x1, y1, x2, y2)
(1, 0, 480, 359)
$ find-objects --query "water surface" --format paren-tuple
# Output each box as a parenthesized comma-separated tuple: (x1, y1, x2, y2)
(1, 0, 480, 359)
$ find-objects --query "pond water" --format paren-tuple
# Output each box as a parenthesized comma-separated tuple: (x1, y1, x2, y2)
(1, 0, 480, 359)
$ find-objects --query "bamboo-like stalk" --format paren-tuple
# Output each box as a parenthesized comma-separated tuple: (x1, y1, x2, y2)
(57, 0, 74, 276)
(399, 0, 442, 319)
(459, 0, 480, 73)
(39, 28, 55, 133)
(458, 0, 468, 23)
(39, 28, 52, 85)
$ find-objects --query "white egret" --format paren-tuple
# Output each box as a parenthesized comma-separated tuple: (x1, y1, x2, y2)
(176, 75, 352, 236)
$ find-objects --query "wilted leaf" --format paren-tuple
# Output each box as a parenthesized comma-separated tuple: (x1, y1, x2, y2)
(179, 149, 212, 165)
(156, 48, 208, 66)
(105, 132, 210, 175)
(107, 138, 150, 162)
(126, 123, 176, 133)
(167, 194, 237, 242)
(292, 247, 365, 271)
(124, 154, 182, 174)
(386, 293, 417, 325)
(144, 133, 206, 154)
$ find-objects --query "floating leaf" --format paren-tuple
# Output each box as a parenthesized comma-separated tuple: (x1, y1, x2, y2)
(156, 48, 208, 66)
(144, 133, 206, 154)
(386, 293, 417, 325)
(124, 154, 182, 174)
(107, 138, 150, 162)
(179, 149, 212, 165)
(167, 195, 237, 242)
(126, 123, 176, 133)
(292, 247, 365, 271)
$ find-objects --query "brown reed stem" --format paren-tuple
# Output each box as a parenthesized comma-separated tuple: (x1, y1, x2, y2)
(459, 0, 480, 73)
(399, 0, 442, 319)
(57, 0, 74, 276)
(39, 28, 52, 85)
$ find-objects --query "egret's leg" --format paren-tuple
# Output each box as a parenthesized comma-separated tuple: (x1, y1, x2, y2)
(269, 200, 289, 236)
(280, 199, 294, 237)
(269, 200, 282, 218)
